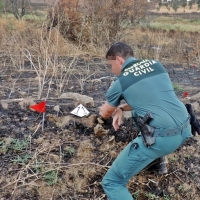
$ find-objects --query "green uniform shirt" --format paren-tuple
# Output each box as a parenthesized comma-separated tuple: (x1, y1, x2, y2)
(106, 57, 188, 129)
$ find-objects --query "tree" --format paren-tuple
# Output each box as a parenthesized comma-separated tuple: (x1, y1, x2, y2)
(0, 0, 4, 14)
(158, 0, 162, 10)
(4, 0, 31, 19)
(11, 0, 31, 19)
(197, 0, 200, 9)
(172, 0, 179, 12)
(188, 0, 194, 9)
(165, 2, 170, 11)
(181, 0, 187, 11)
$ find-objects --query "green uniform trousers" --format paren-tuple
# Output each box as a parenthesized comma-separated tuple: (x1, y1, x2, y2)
(102, 123, 192, 200)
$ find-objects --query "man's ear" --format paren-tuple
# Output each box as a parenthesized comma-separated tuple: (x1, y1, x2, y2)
(116, 56, 124, 65)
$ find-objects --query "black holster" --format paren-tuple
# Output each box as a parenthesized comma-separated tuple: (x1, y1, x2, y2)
(137, 112, 156, 147)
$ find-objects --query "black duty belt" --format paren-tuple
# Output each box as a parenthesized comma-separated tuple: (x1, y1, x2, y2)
(153, 118, 190, 137)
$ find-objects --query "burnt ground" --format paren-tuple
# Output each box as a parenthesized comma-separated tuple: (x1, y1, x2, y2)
(0, 58, 200, 200)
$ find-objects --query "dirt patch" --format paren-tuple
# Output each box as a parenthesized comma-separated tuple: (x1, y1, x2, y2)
(0, 59, 200, 200)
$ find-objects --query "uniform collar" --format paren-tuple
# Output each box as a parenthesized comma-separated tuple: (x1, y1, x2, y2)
(122, 57, 136, 70)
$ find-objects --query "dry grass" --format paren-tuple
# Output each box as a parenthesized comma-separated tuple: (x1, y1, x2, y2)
(1, 16, 200, 76)
(122, 27, 200, 67)
(0, 17, 98, 99)
(0, 10, 200, 100)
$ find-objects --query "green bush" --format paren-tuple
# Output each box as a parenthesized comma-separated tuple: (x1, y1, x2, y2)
(0, 0, 4, 14)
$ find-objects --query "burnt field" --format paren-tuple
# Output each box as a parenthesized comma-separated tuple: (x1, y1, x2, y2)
(0, 58, 200, 200)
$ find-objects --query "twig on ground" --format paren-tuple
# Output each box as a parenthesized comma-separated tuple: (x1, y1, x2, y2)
(148, 178, 159, 186)
(131, 179, 152, 190)
(97, 194, 106, 200)
(164, 169, 179, 177)
(8, 74, 21, 98)
(173, 172, 185, 183)
(97, 154, 109, 165)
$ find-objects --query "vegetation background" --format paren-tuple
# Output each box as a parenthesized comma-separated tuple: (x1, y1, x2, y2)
(0, 0, 200, 200)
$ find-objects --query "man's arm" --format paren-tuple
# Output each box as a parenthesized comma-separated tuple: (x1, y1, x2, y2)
(99, 102, 116, 119)
(118, 103, 133, 111)
(99, 102, 133, 131)
(99, 102, 132, 119)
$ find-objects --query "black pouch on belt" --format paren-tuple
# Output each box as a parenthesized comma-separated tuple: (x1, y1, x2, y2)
(185, 103, 200, 136)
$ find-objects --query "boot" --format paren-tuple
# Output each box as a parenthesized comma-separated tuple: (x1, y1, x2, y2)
(146, 156, 168, 175)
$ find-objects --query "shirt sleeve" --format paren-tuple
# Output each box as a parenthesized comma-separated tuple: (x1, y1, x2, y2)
(106, 79, 123, 107)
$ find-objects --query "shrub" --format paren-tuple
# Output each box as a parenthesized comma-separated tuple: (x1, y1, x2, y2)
(47, 0, 150, 47)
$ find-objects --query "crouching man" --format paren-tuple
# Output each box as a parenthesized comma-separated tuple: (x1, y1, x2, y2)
(99, 42, 192, 200)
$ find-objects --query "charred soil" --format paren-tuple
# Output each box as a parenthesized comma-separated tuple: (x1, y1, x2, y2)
(0, 58, 200, 200)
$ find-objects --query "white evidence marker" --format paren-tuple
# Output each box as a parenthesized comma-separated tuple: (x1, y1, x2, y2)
(70, 104, 90, 117)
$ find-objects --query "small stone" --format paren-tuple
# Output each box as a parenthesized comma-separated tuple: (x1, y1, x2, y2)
(3, 137, 13, 145)
(1, 101, 8, 109)
(0, 126, 7, 130)
(49, 154, 60, 162)
(97, 117, 104, 124)
(94, 124, 109, 137)
(110, 150, 118, 158)
(34, 137, 44, 144)
(53, 105, 60, 112)
(81, 114, 97, 128)
(109, 136, 115, 142)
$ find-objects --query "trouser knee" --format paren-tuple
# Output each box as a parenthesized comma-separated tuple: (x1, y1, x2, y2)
(101, 175, 109, 190)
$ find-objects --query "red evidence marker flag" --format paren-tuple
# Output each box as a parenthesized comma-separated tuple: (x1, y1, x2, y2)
(183, 92, 189, 98)
(30, 101, 46, 113)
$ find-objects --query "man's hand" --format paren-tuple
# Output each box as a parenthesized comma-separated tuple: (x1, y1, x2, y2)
(185, 103, 200, 136)
(112, 108, 123, 131)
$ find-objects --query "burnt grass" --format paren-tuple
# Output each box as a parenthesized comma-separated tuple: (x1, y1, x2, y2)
(0, 58, 200, 200)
